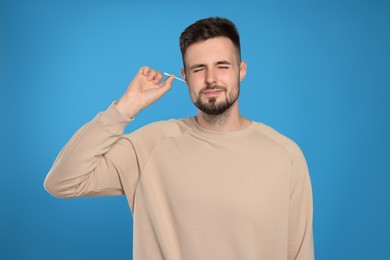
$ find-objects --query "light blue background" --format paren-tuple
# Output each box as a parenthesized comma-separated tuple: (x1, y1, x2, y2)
(1, 0, 389, 259)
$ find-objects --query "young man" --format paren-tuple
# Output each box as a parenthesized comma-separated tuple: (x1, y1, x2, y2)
(44, 17, 314, 260)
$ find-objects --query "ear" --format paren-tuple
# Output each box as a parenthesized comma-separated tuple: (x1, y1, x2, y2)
(180, 68, 187, 83)
(239, 61, 247, 82)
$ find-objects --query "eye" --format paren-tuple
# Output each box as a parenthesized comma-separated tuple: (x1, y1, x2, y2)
(218, 66, 230, 69)
(193, 68, 204, 73)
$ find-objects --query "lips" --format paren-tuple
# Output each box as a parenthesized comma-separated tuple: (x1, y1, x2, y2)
(203, 89, 224, 95)
(201, 87, 226, 96)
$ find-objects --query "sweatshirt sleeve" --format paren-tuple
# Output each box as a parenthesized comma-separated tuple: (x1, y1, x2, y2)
(288, 146, 315, 260)
(44, 102, 139, 206)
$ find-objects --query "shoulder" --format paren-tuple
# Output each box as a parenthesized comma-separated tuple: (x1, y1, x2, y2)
(123, 118, 192, 144)
(251, 121, 305, 164)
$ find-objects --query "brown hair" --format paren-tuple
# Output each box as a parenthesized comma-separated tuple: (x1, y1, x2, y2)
(179, 17, 241, 66)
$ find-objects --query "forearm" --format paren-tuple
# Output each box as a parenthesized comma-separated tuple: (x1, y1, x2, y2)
(44, 102, 131, 198)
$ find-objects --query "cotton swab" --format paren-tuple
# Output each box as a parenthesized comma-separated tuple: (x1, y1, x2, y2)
(163, 72, 186, 83)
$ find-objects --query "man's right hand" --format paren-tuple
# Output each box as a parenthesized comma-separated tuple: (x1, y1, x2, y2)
(115, 66, 175, 119)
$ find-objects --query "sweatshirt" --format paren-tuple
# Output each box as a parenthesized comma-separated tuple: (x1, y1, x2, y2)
(44, 102, 314, 260)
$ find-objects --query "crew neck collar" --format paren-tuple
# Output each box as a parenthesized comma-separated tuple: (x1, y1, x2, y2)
(188, 116, 256, 139)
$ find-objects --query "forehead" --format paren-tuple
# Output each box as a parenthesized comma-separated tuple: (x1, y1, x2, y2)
(184, 37, 239, 67)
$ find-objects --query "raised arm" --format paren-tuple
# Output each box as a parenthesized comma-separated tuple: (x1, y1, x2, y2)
(44, 67, 175, 199)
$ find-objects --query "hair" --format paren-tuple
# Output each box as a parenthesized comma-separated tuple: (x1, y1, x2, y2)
(179, 17, 241, 67)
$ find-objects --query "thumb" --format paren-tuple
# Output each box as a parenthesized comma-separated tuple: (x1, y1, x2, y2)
(156, 75, 175, 96)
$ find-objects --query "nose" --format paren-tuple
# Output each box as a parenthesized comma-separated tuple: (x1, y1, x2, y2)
(205, 68, 217, 85)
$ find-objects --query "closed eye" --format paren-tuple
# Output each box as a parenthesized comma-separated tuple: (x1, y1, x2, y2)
(193, 68, 204, 73)
(218, 66, 230, 69)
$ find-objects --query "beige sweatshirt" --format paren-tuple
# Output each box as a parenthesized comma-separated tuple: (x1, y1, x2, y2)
(44, 102, 314, 260)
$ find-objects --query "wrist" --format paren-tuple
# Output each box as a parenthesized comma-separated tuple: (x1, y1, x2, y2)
(115, 98, 139, 120)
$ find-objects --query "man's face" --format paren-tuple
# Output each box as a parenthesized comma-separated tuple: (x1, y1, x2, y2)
(181, 37, 247, 115)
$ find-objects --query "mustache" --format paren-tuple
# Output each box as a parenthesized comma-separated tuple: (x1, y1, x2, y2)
(199, 85, 227, 94)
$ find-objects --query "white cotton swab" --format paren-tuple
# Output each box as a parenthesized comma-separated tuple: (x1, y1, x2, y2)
(163, 72, 186, 83)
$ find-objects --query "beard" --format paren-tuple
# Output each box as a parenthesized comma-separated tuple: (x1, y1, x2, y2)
(193, 84, 240, 115)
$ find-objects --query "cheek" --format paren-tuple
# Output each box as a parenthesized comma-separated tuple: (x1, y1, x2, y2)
(186, 72, 204, 84)
(186, 77, 203, 93)
(188, 89, 200, 102)
(186, 84, 200, 100)
(219, 69, 238, 82)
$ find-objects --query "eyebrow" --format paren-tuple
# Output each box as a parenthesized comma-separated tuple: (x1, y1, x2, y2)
(189, 60, 232, 70)
(216, 60, 232, 66)
(189, 64, 205, 70)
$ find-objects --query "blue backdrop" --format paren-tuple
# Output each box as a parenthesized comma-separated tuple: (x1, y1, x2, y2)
(1, 0, 389, 259)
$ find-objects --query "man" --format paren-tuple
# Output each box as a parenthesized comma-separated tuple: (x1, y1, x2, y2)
(44, 17, 314, 260)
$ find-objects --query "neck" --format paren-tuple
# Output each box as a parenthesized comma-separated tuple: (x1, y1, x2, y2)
(196, 102, 251, 132)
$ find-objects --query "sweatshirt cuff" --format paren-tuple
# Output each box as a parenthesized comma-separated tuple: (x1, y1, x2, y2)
(98, 101, 133, 133)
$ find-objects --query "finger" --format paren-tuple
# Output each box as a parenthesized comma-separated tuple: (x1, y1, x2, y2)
(153, 72, 163, 84)
(141, 66, 150, 76)
(157, 75, 175, 96)
(148, 70, 157, 81)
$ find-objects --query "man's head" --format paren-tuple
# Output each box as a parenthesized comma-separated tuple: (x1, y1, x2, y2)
(179, 17, 241, 67)
(179, 17, 247, 116)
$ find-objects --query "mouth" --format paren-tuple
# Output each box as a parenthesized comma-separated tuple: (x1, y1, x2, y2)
(202, 89, 225, 96)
